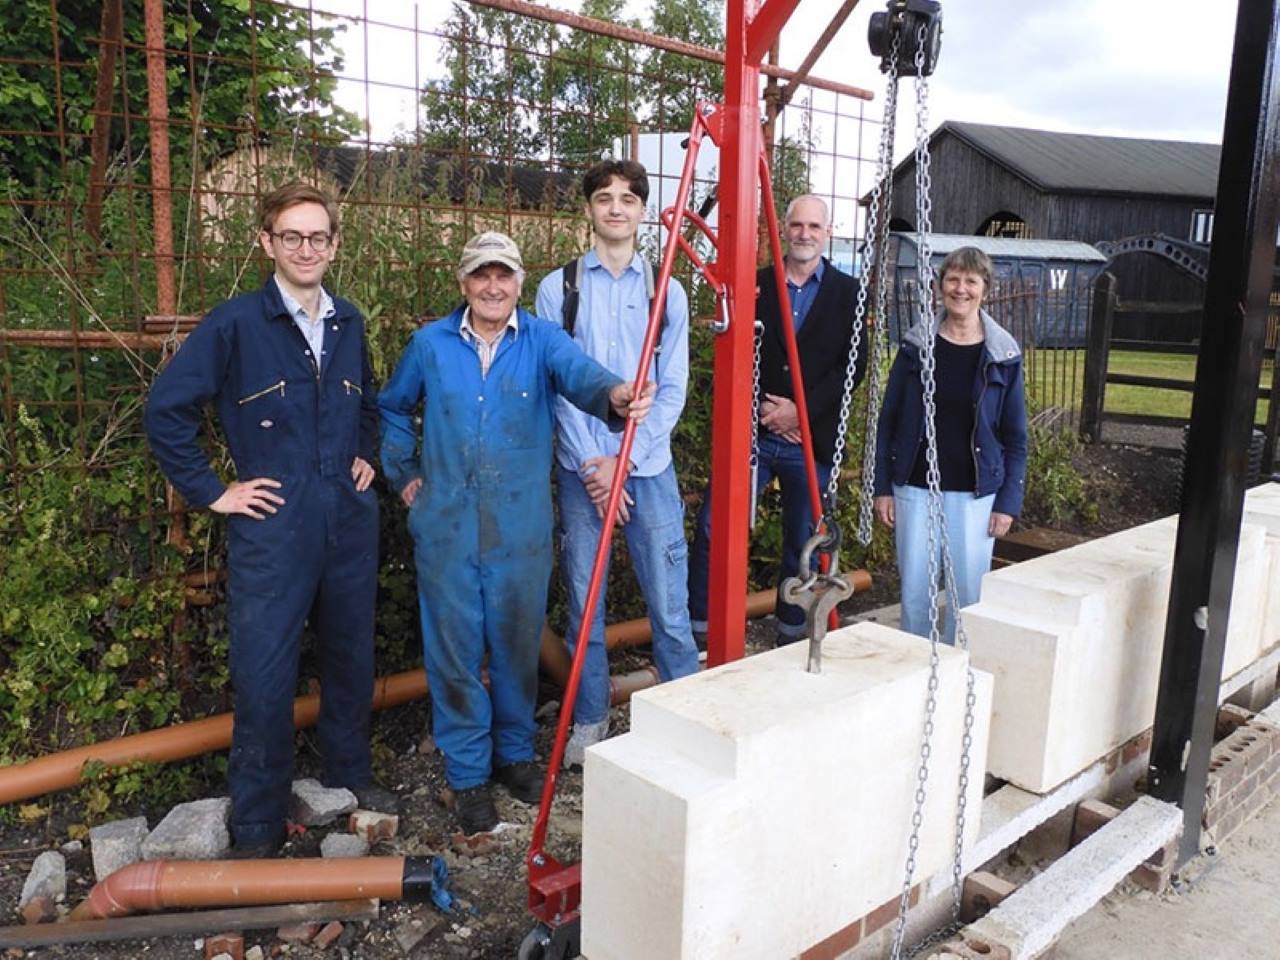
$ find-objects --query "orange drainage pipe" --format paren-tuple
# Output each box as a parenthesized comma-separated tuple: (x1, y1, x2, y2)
(0, 671, 428, 807)
(70, 857, 437, 921)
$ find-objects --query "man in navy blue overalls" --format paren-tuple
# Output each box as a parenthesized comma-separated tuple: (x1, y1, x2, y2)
(146, 182, 391, 857)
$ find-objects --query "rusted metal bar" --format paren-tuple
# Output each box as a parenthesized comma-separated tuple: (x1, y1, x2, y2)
(0, 330, 183, 350)
(0, 899, 380, 948)
(463, 0, 875, 101)
(142, 0, 176, 316)
(777, 0, 861, 108)
(86, 0, 123, 243)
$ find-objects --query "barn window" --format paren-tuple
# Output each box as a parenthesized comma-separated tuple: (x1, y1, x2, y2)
(1190, 209, 1214, 244)
(977, 212, 1029, 239)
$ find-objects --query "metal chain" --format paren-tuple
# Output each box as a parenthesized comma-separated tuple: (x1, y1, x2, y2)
(854, 50, 900, 546)
(831, 28, 899, 542)
(889, 21, 977, 960)
(749, 320, 765, 528)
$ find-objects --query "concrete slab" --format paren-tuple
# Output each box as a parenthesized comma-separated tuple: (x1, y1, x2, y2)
(963, 516, 1269, 793)
(580, 622, 992, 960)
(967, 796, 1181, 959)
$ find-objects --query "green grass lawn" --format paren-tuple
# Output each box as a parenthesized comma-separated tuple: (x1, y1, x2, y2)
(1025, 349, 1275, 424)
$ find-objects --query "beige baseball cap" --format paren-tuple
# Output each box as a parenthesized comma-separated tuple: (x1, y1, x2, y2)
(458, 231, 523, 275)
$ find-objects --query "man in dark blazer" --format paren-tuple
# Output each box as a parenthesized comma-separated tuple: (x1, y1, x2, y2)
(688, 194, 865, 646)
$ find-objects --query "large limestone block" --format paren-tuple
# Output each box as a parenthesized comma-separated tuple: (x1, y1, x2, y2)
(964, 515, 1268, 792)
(1243, 484, 1280, 649)
(580, 623, 992, 960)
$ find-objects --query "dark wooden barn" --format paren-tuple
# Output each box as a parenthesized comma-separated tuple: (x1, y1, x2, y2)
(879, 122, 1222, 342)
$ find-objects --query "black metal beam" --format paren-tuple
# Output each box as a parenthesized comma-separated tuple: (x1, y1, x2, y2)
(1080, 271, 1115, 443)
(1148, 0, 1280, 866)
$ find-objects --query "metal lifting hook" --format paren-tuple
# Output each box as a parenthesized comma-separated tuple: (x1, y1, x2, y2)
(779, 516, 853, 674)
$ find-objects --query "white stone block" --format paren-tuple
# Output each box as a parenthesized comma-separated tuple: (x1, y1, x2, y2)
(964, 515, 1269, 793)
(1243, 484, 1280, 650)
(580, 623, 992, 960)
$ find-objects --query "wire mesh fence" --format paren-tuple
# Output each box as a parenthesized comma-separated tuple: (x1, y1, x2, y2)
(0, 0, 883, 760)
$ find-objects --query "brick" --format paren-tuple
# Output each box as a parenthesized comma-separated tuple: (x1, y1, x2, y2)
(205, 933, 244, 960)
(276, 923, 320, 944)
(1216, 703, 1254, 739)
(1130, 860, 1174, 893)
(961, 871, 1017, 923)
(311, 921, 343, 949)
(349, 810, 399, 844)
(1121, 729, 1153, 765)
(862, 894, 903, 937)
(19, 895, 55, 925)
(1070, 799, 1120, 847)
(1205, 805, 1246, 845)
(1144, 838, 1176, 869)
(799, 917, 862, 960)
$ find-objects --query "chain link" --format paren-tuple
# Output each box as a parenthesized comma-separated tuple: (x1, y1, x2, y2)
(831, 28, 899, 541)
(888, 20, 978, 960)
(748, 320, 765, 527)
(853, 48, 900, 546)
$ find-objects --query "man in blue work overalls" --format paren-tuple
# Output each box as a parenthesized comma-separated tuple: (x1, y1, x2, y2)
(379, 232, 655, 836)
(145, 181, 393, 858)
(535, 159, 699, 770)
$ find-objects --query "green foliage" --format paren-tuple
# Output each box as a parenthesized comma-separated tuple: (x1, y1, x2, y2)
(0, 404, 208, 806)
(419, 0, 724, 165)
(0, 0, 358, 193)
(1022, 416, 1099, 527)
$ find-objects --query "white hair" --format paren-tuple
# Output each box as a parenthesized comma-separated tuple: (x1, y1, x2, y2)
(783, 194, 831, 227)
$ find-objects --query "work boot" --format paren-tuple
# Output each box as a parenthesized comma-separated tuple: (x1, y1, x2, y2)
(229, 832, 283, 860)
(453, 783, 499, 835)
(563, 718, 610, 770)
(493, 760, 545, 805)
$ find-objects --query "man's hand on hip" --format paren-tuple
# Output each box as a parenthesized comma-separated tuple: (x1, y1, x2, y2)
(210, 478, 284, 520)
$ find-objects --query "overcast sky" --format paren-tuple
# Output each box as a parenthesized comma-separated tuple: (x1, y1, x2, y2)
(327, 0, 1238, 143)
(323, 0, 1240, 232)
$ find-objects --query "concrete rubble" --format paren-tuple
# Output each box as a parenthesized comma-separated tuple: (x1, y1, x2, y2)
(89, 815, 149, 880)
(141, 798, 231, 860)
(290, 778, 358, 827)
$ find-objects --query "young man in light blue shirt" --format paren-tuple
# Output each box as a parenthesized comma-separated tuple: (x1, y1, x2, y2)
(536, 159, 699, 767)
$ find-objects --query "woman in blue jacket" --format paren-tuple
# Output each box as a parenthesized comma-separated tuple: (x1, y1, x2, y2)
(872, 246, 1027, 645)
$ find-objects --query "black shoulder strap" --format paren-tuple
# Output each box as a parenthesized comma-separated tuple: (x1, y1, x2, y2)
(560, 256, 584, 337)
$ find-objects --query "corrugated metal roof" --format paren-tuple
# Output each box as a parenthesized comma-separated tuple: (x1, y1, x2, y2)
(942, 122, 1219, 197)
(895, 232, 1109, 263)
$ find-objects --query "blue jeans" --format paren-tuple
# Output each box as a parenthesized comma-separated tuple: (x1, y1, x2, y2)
(557, 463, 699, 726)
(689, 433, 834, 641)
(893, 483, 995, 646)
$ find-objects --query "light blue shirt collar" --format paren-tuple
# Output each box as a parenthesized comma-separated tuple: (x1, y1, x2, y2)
(274, 275, 335, 324)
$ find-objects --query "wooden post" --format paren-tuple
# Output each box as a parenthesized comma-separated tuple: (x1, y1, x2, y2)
(1079, 270, 1116, 443)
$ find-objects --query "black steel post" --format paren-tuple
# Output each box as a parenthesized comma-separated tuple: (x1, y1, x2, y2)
(1079, 270, 1116, 444)
(1148, 0, 1280, 866)
(1263, 326, 1280, 474)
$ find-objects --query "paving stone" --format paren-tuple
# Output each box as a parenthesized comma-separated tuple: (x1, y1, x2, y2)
(320, 833, 370, 859)
(290, 779, 358, 827)
(19, 852, 65, 908)
(89, 816, 149, 881)
(392, 914, 441, 954)
(141, 798, 231, 860)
